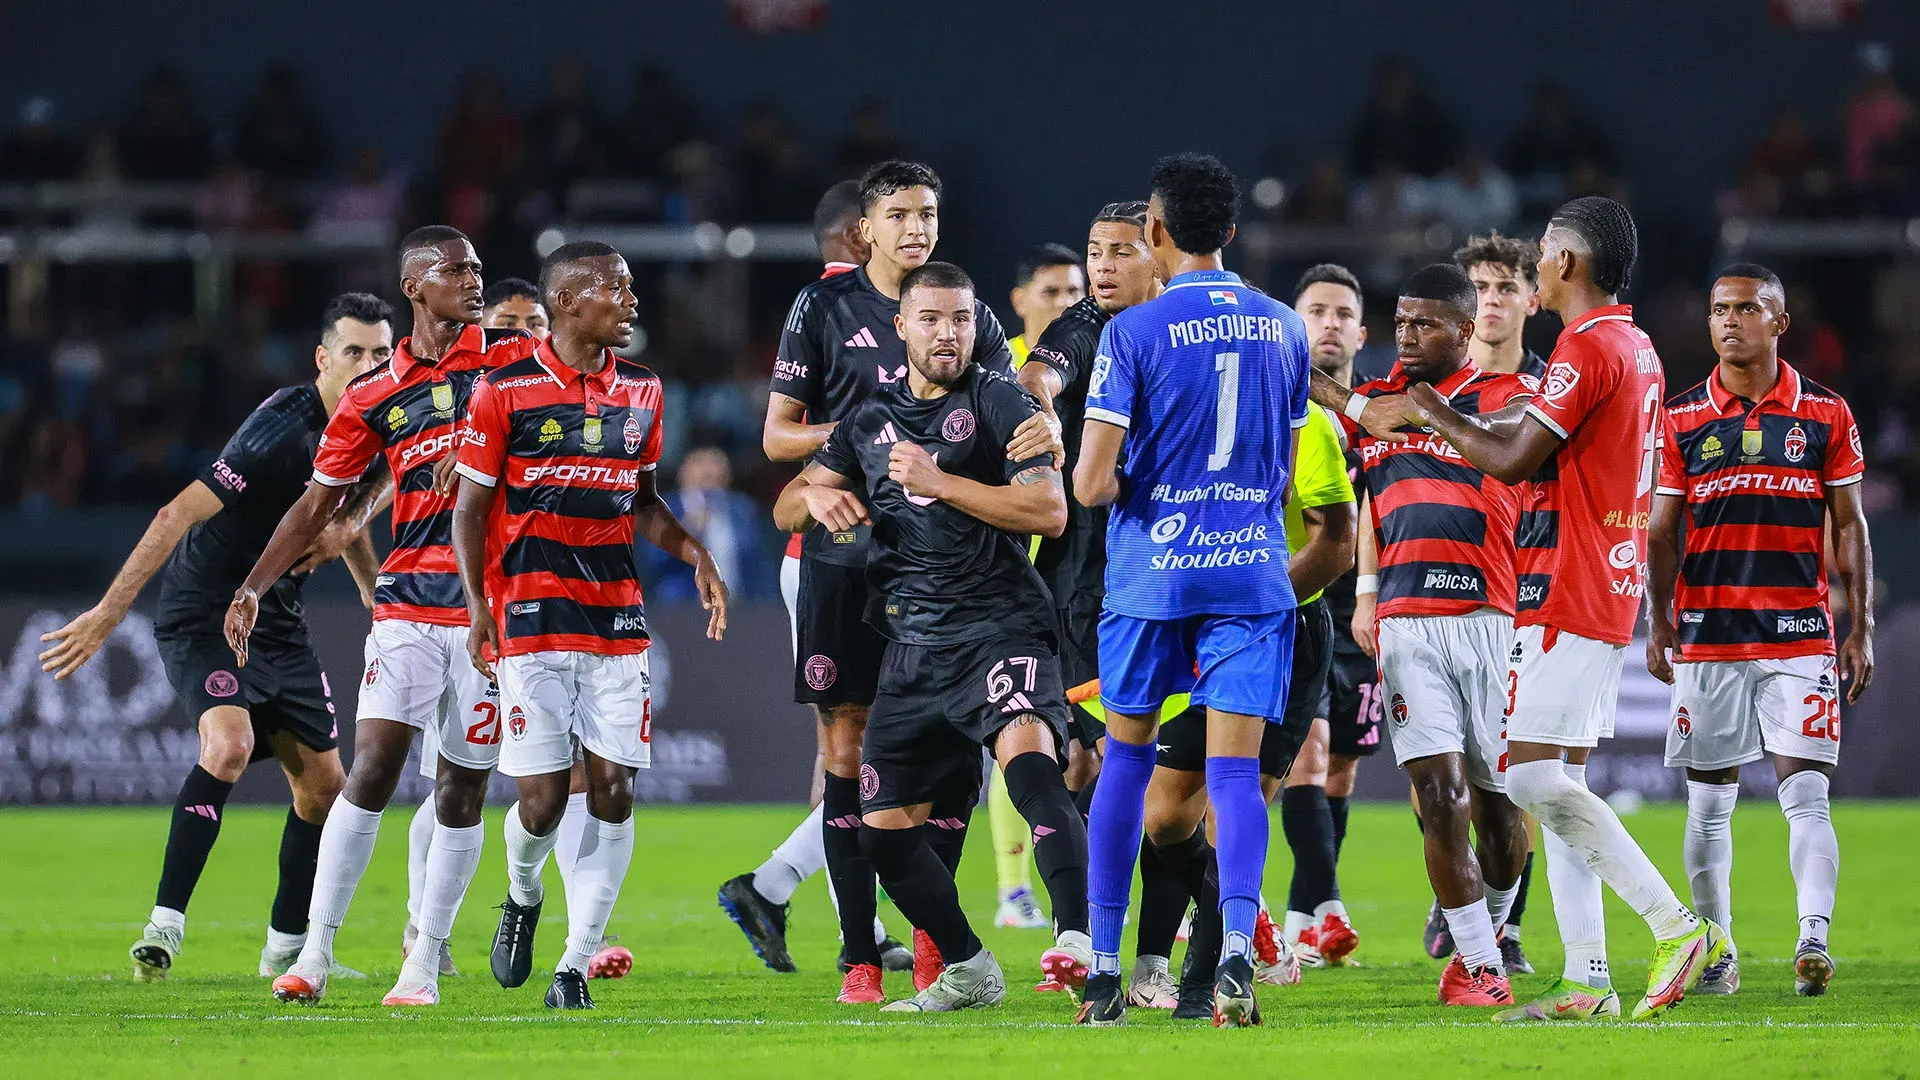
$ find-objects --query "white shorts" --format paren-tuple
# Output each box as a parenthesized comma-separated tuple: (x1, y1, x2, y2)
(496, 650, 653, 776)
(1664, 654, 1841, 769)
(357, 620, 499, 773)
(1505, 624, 1625, 748)
(781, 554, 801, 661)
(1378, 611, 1514, 792)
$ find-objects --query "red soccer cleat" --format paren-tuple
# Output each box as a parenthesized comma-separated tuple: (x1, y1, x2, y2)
(1438, 954, 1513, 1006)
(588, 944, 633, 979)
(912, 928, 945, 992)
(836, 963, 884, 1004)
(1252, 910, 1282, 967)
(1315, 912, 1360, 966)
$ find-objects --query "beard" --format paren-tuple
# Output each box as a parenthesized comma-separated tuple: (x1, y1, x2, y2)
(909, 348, 970, 386)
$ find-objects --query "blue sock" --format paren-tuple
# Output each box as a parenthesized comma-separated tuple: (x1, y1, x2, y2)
(1207, 755, 1267, 963)
(1087, 737, 1157, 977)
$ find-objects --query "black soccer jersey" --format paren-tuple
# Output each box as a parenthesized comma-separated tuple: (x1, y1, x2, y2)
(814, 364, 1055, 646)
(155, 383, 329, 646)
(772, 265, 1015, 568)
(1023, 296, 1111, 607)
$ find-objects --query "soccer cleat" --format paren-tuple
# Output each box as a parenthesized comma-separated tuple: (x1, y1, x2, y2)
(260, 942, 299, 978)
(1695, 947, 1739, 995)
(881, 950, 1006, 1013)
(1256, 939, 1302, 986)
(1252, 910, 1282, 968)
(1127, 963, 1178, 1009)
(1793, 940, 1834, 997)
(588, 942, 633, 979)
(1291, 922, 1326, 969)
(911, 928, 944, 992)
(1438, 955, 1514, 1006)
(130, 922, 182, 983)
(994, 886, 1050, 930)
(1316, 912, 1360, 966)
(1632, 918, 1726, 1020)
(1211, 954, 1262, 1028)
(490, 896, 542, 989)
(545, 968, 594, 1009)
(271, 961, 329, 1004)
(717, 874, 796, 973)
(1174, 903, 1224, 1020)
(1492, 976, 1622, 1023)
(381, 975, 440, 1007)
(837, 963, 885, 1004)
(1422, 899, 1453, 959)
(402, 921, 460, 977)
(1499, 931, 1534, 976)
(1035, 931, 1091, 993)
(878, 936, 914, 973)
(1075, 972, 1127, 1025)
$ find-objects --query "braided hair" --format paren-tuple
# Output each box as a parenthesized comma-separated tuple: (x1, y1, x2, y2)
(1549, 196, 1637, 295)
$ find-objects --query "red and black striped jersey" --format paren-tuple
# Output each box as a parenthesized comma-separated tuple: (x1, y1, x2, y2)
(1342, 362, 1534, 618)
(1657, 360, 1864, 661)
(311, 324, 535, 626)
(454, 342, 665, 657)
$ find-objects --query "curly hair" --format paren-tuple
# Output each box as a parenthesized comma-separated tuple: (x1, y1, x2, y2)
(1148, 153, 1240, 256)
(1453, 231, 1539, 290)
(858, 160, 943, 213)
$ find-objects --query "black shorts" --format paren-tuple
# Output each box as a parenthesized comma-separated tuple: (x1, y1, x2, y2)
(1319, 636, 1384, 758)
(860, 633, 1071, 814)
(793, 558, 887, 707)
(1155, 600, 1331, 779)
(157, 631, 338, 758)
(1055, 597, 1104, 748)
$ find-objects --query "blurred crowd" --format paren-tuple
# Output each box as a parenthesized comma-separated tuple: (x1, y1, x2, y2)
(1, 51, 1917, 530)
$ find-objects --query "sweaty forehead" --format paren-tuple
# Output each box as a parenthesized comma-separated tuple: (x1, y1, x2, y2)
(1712, 278, 1782, 307)
(1395, 296, 1461, 321)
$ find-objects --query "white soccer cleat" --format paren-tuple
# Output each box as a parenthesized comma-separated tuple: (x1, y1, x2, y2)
(881, 950, 1007, 1012)
(1695, 948, 1740, 995)
(1035, 930, 1091, 993)
(382, 974, 441, 1007)
(1126, 962, 1178, 1009)
(1256, 938, 1302, 986)
(130, 922, 182, 983)
(994, 887, 1050, 930)
(271, 959, 330, 1004)
(403, 922, 460, 977)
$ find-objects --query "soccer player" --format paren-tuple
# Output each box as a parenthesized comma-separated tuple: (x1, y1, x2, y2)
(1074, 153, 1311, 1028)
(455, 241, 730, 1010)
(38, 293, 392, 981)
(1279, 263, 1374, 969)
(718, 179, 906, 976)
(228, 228, 537, 1007)
(1340, 264, 1535, 1006)
(1397, 197, 1727, 1022)
(772, 260, 1089, 1013)
(1007, 242, 1088, 365)
(1647, 264, 1873, 998)
(758, 161, 1049, 1001)
(481, 277, 551, 338)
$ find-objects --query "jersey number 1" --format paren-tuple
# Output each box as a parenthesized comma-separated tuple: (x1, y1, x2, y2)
(1209, 352, 1240, 472)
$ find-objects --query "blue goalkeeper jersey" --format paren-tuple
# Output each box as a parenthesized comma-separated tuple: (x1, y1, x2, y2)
(1085, 269, 1311, 620)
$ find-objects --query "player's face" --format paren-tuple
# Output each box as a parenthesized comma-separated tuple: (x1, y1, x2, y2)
(861, 187, 939, 272)
(895, 285, 976, 388)
(1143, 195, 1178, 281)
(409, 240, 486, 324)
(1086, 222, 1157, 314)
(1012, 264, 1087, 334)
(1465, 262, 1538, 347)
(1296, 282, 1366, 376)
(318, 318, 394, 380)
(1393, 297, 1473, 383)
(484, 296, 550, 340)
(1708, 277, 1789, 366)
(1535, 232, 1572, 313)
(563, 256, 639, 350)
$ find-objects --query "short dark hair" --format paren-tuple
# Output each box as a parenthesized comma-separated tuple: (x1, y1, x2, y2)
(1014, 243, 1083, 288)
(1091, 200, 1149, 231)
(482, 277, 541, 309)
(1148, 153, 1240, 256)
(1294, 263, 1365, 314)
(858, 160, 942, 213)
(319, 292, 394, 339)
(397, 225, 470, 273)
(1453, 231, 1539, 290)
(1399, 263, 1477, 318)
(1549, 196, 1638, 294)
(538, 240, 622, 301)
(898, 261, 974, 304)
(812, 179, 864, 247)
(1714, 261, 1784, 295)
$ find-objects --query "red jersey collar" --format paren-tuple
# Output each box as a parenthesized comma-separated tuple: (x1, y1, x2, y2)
(1561, 304, 1636, 341)
(391, 322, 485, 381)
(821, 262, 858, 278)
(1707, 357, 1802, 415)
(1385, 359, 1482, 401)
(533, 338, 619, 392)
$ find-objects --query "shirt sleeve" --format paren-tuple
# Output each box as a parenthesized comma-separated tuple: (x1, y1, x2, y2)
(637, 379, 666, 473)
(309, 393, 381, 488)
(1525, 336, 1617, 441)
(983, 377, 1053, 480)
(1290, 406, 1356, 510)
(1823, 398, 1866, 486)
(454, 375, 510, 488)
(813, 404, 863, 481)
(770, 287, 826, 409)
(1655, 409, 1687, 497)
(973, 302, 1016, 377)
(197, 404, 289, 509)
(1288, 330, 1312, 430)
(1025, 316, 1086, 387)
(1084, 321, 1136, 431)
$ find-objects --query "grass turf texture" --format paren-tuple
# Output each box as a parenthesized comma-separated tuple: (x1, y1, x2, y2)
(3, 802, 1916, 1078)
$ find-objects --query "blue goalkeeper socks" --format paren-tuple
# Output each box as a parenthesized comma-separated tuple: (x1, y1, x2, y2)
(1087, 736, 1157, 977)
(1207, 754, 1267, 963)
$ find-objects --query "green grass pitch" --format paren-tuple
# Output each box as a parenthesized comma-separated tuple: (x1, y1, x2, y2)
(2, 802, 1916, 1077)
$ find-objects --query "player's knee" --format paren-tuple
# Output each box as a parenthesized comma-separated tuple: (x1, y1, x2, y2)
(1326, 754, 1359, 792)
(1414, 772, 1470, 822)
(1777, 768, 1831, 822)
(587, 772, 635, 823)
(1502, 758, 1573, 821)
(433, 768, 490, 827)
(198, 727, 253, 781)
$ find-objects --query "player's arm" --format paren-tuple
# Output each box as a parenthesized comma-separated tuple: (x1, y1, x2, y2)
(449, 474, 500, 679)
(1016, 361, 1063, 418)
(765, 289, 833, 461)
(1405, 383, 1561, 486)
(891, 442, 1066, 537)
(291, 464, 393, 576)
(1827, 479, 1875, 703)
(37, 481, 225, 678)
(1309, 367, 1411, 444)
(763, 392, 836, 462)
(1073, 420, 1124, 507)
(773, 462, 868, 533)
(1644, 492, 1685, 684)
(1290, 500, 1356, 601)
(633, 469, 729, 641)
(340, 532, 380, 609)
(1351, 490, 1379, 658)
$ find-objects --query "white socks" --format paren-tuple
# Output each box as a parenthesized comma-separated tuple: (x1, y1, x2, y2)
(407, 793, 436, 923)
(1443, 898, 1503, 971)
(504, 801, 559, 908)
(1282, 909, 1314, 944)
(1312, 899, 1348, 920)
(401, 820, 485, 982)
(1778, 770, 1838, 947)
(754, 801, 827, 905)
(1684, 780, 1739, 942)
(1484, 879, 1520, 932)
(553, 792, 589, 895)
(1539, 763, 1609, 987)
(149, 905, 186, 935)
(558, 814, 636, 975)
(300, 798, 384, 964)
(1506, 758, 1698, 942)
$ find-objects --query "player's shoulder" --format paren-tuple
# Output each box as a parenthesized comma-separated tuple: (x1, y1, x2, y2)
(787, 268, 867, 321)
(1033, 298, 1106, 353)
(254, 382, 322, 421)
(612, 357, 661, 389)
(1473, 368, 1538, 396)
(973, 364, 1039, 409)
(344, 361, 394, 397)
(1663, 377, 1715, 413)
(481, 352, 551, 390)
(481, 325, 537, 359)
(1794, 371, 1852, 417)
(1354, 374, 1398, 400)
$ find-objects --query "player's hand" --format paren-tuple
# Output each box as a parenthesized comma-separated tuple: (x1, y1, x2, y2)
(800, 485, 870, 533)
(1007, 411, 1064, 469)
(1646, 616, 1679, 685)
(888, 442, 949, 502)
(1351, 593, 1378, 659)
(466, 610, 500, 682)
(1839, 628, 1874, 704)
(291, 518, 360, 575)
(431, 451, 461, 496)
(1360, 392, 1416, 444)
(37, 604, 120, 680)
(224, 588, 261, 668)
(694, 552, 730, 641)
